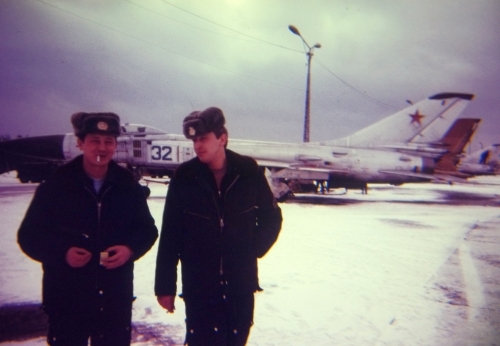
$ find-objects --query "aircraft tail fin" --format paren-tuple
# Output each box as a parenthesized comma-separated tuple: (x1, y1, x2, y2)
(434, 118, 481, 173)
(319, 92, 474, 148)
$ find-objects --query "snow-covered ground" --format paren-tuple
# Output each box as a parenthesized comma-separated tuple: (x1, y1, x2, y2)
(1, 172, 499, 345)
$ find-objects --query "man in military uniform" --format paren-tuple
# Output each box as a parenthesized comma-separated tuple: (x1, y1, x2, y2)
(18, 112, 158, 346)
(155, 107, 282, 345)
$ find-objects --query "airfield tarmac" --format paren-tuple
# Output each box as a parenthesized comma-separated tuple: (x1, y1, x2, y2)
(0, 174, 499, 345)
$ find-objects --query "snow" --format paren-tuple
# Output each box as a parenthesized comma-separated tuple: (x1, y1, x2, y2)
(1, 172, 499, 345)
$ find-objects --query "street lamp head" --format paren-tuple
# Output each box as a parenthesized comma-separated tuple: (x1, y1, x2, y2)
(288, 25, 300, 36)
(288, 24, 320, 143)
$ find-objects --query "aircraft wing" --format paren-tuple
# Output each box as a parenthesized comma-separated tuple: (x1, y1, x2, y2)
(378, 169, 469, 184)
(375, 145, 448, 158)
(255, 158, 350, 174)
(432, 174, 469, 184)
(378, 169, 434, 180)
(254, 159, 292, 168)
(289, 165, 350, 174)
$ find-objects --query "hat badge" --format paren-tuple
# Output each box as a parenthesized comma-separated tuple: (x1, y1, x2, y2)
(97, 121, 109, 130)
(188, 127, 196, 136)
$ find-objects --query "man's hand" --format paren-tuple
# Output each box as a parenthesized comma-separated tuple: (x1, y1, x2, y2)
(66, 247, 92, 268)
(100, 245, 133, 269)
(157, 295, 176, 313)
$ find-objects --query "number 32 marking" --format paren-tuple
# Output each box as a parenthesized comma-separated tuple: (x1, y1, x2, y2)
(151, 145, 172, 161)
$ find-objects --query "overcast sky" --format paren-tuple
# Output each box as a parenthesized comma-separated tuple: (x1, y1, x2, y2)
(1, 0, 499, 150)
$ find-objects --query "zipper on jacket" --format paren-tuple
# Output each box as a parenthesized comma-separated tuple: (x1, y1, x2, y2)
(220, 174, 240, 225)
(196, 173, 240, 277)
(97, 202, 102, 223)
(216, 174, 240, 277)
(84, 185, 111, 290)
(225, 176, 239, 197)
(209, 192, 225, 276)
(95, 187, 111, 253)
(85, 186, 111, 228)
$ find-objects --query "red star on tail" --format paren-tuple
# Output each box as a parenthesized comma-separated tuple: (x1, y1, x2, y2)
(409, 110, 425, 125)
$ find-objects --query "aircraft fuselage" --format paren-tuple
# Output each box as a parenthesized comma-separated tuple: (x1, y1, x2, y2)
(60, 133, 433, 186)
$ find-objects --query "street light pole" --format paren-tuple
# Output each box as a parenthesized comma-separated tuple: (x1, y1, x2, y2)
(289, 25, 321, 142)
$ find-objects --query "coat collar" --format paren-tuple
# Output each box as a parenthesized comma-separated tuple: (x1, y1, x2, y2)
(176, 149, 259, 180)
(55, 155, 135, 190)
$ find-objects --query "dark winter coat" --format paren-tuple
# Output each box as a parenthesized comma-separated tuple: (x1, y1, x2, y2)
(17, 155, 158, 314)
(154, 149, 282, 298)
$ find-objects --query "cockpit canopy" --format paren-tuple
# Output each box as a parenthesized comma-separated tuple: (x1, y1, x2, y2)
(120, 123, 167, 135)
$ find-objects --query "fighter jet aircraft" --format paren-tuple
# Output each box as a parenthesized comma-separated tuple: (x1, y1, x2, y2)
(263, 117, 480, 195)
(0, 92, 475, 199)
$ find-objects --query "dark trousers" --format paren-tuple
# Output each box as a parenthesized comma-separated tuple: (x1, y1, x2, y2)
(46, 305, 132, 346)
(183, 291, 254, 346)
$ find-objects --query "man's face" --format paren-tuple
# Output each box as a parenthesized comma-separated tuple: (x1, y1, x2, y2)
(192, 132, 226, 165)
(77, 134, 117, 168)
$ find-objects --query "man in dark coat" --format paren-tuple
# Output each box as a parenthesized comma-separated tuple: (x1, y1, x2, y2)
(18, 112, 158, 346)
(155, 107, 282, 345)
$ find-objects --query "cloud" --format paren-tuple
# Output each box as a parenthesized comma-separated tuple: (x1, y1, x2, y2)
(0, 0, 498, 147)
